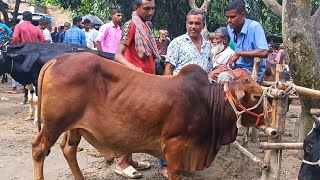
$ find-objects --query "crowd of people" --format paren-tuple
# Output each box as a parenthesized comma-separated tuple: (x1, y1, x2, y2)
(0, 0, 289, 178)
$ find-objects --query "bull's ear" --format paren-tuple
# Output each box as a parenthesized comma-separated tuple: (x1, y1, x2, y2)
(236, 90, 245, 101)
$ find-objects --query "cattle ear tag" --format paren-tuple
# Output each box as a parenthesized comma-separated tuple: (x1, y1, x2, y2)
(236, 90, 245, 101)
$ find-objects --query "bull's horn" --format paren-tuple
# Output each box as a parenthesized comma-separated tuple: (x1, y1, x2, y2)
(312, 115, 320, 128)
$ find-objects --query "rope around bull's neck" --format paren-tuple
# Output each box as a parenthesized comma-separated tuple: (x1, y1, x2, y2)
(224, 83, 268, 128)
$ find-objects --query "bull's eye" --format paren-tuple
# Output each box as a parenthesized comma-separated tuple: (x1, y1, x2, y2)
(253, 95, 261, 101)
(244, 78, 251, 84)
(306, 144, 313, 153)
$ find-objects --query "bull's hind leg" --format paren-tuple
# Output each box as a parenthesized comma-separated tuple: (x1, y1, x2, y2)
(32, 130, 61, 180)
(60, 130, 84, 180)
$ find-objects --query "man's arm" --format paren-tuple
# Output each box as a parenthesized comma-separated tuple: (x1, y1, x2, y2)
(12, 25, 21, 45)
(229, 22, 268, 66)
(229, 49, 268, 65)
(95, 24, 107, 51)
(114, 44, 143, 72)
(164, 63, 174, 75)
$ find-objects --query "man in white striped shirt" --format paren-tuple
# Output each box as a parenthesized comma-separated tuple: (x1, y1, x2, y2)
(209, 27, 234, 70)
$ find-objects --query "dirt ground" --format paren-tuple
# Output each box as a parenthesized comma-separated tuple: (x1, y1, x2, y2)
(0, 77, 302, 180)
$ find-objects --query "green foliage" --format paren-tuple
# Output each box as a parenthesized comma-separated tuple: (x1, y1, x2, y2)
(38, 0, 318, 37)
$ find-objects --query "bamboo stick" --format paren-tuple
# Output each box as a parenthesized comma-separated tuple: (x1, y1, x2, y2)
(261, 64, 288, 180)
(277, 82, 320, 98)
(260, 142, 303, 150)
(310, 108, 320, 115)
(251, 57, 261, 81)
(256, 124, 278, 138)
(262, 81, 277, 86)
(233, 141, 268, 170)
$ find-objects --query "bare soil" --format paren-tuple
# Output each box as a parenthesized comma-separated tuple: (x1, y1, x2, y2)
(0, 76, 302, 180)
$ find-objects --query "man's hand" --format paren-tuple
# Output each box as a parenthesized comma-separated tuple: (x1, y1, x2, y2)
(228, 52, 240, 69)
(128, 64, 143, 72)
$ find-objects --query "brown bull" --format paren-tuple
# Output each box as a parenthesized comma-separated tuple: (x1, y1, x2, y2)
(32, 52, 268, 180)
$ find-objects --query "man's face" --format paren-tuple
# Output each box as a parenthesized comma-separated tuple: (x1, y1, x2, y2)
(225, 9, 245, 30)
(268, 44, 274, 52)
(136, 0, 155, 22)
(210, 32, 226, 46)
(84, 22, 91, 30)
(211, 33, 227, 55)
(64, 23, 70, 31)
(186, 14, 204, 38)
(112, 12, 123, 24)
(159, 30, 166, 41)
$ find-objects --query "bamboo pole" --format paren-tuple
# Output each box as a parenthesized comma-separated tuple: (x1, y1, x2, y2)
(256, 124, 278, 138)
(233, 141, 269, 170)
(310, 108, 320, 115)
(262, 81, 277, 86)
(238, 132, 291, 137)
(277, 82, 320, 98)
(261, 64, 288, 180)
(250, 57, 261, 143)
(260, 142, 303, 150)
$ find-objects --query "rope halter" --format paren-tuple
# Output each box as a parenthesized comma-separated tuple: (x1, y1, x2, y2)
(224, 83, 269, 128)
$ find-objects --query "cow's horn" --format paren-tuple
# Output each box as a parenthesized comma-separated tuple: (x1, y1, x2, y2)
(312, 115, 320, 128)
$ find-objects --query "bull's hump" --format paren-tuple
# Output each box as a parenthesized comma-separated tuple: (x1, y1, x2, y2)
(177, 64, 210, 85)
(178, 64, 207, 75)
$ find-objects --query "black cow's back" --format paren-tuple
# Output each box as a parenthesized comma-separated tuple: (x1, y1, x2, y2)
(6, 42, 114, 87)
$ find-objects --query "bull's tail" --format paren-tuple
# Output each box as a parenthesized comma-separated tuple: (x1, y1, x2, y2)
(37, 59, 57, 132)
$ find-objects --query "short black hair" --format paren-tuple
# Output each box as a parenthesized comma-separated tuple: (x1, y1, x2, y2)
(39, 18, 48, 25)
(110, 7, 122, 15)
(72, 17, 82, 25)
(83, 19, 91, 24)
(186, 9, 206, 24)
(134, 0, 153, 7)
(22, 11, 33, 22)
(225, 0, 247, 14)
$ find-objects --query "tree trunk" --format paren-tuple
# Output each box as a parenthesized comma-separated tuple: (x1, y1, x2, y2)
(282, 0, 320, 135)
(0, 1, 9, 24)
(12, 0, 21, 25)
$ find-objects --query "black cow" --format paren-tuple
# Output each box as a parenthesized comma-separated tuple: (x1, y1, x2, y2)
(298, 115, 320, 180)
(0, 42, 114, 90)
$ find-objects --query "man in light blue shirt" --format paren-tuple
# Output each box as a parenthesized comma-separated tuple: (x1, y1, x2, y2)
(225, 0, 268, 81)
(65, 17, 86, 46)
(0, 21, 12, 42)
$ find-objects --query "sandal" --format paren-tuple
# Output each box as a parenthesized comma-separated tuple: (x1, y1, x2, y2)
(134, 161, 151, 170)
(115, 166, 142, 179)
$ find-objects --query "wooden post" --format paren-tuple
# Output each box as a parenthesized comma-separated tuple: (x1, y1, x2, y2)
(260, 142, 303, 150)
(250, 57, 261, 143)
(233, 141, 269, 170)
(261, 64, 289, 180)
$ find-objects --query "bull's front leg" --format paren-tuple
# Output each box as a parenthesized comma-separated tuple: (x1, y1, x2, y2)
(163, 137, 187, 180)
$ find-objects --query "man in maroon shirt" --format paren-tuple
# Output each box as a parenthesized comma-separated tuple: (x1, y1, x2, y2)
(12, 11, 46, 44)
(114, 0, 158, 178)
